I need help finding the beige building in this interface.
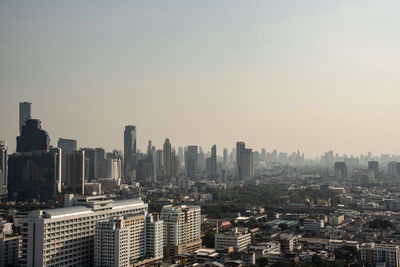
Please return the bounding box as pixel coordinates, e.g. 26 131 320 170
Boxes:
361 243 400 267
215 227 251 252
160 205 201 258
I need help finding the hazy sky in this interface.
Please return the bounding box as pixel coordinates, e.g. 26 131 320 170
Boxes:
1 1 400 157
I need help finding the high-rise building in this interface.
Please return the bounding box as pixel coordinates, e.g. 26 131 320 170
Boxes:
20 195 147 267
19 102 31 134
239 148 254 179
236 142 245 177
0 141 7 196
58 138 77 183
223 148 228 167
186 146 198 179
211 145 217 178
145 213 164 260
94 217 130 267
94 148 105 178
160 205 201 258
81 148 95 180
155 149 163 170
66 150 85 195
8 120 61 202
368 161 379 173
178 147 184 165
124 126 137 178
334 162 348 180
16 119 50 152
163 138 172 177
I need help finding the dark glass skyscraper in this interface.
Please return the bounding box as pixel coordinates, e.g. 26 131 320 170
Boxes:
58 138 77 183
17 119 50 152
0 141 7 196
19 102 31 134
124 125 137 177
8 119 61 201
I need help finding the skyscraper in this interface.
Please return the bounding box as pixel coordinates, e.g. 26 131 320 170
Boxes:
58 138 77 183
223 148 228 167
186 146 198 179
210 145 217 178
239 148 254 178
0 141 7 196
236 142 245 177
19 102 31 134
8 119 61 201
66 150 85 195
16 119 50 152
124 125 137 178
334 162 348 180
163 138 172 177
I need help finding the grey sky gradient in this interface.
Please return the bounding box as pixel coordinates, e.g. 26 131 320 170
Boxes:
1 1 400 157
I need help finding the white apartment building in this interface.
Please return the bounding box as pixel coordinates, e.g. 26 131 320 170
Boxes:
160 205 201 258
215 227 251 252
145 213 164 260
94 218 130 267
20 195 147 267
361 243 400 267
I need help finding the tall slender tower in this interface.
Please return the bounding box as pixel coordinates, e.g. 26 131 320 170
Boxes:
236 142 245 177
19 102 31 134
163 138 172 177
211 145 217 178
0 141 7 195
124 125 137 177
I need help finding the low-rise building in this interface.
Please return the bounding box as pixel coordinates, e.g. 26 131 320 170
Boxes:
215 227 251 252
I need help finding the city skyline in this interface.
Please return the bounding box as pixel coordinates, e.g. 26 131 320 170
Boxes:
2 1 400 157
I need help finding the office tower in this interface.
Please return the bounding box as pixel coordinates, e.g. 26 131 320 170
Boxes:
163 138 172 177
58 138 77 183
160 205 201 258
240 148 254 178
16 119 50 152
20 195 147 267
81 148 95 180
388 162 400 179
236 142 245 177
178 147 184 165
155 149 163 170
94 148 105 178
368 161 379 173
223 148 228 167
19 102 31 134
124 125 137 177
334 162 348 180
66 150 85 195
186 146 198 179
170 149 179 177
137 159 155 182
8 120 61 202
211 145 217 178
0 141 7 195
146 213 164 260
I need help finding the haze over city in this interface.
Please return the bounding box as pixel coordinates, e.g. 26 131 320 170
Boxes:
2 0 400 156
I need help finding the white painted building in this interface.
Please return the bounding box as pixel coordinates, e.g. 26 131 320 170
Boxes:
20 195 147 267
215 227 251 252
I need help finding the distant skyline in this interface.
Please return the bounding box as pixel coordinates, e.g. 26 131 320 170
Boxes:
1 1 400 157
